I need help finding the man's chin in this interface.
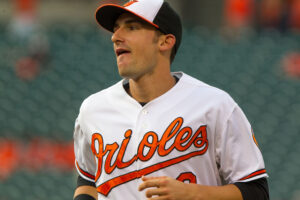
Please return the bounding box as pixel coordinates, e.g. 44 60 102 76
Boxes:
118 70 139 80
118 69 132 79
118 63 132 75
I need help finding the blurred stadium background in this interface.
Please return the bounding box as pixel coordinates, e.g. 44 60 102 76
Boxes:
0 0 300 199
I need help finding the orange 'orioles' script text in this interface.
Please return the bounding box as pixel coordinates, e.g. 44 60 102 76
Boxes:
90 117 208 196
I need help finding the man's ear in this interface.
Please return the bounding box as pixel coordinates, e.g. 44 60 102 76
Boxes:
159 34 176 52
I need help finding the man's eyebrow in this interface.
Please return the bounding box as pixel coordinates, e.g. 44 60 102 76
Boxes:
124 19 145 24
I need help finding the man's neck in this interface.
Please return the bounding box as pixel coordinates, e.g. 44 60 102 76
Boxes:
128 72 176 103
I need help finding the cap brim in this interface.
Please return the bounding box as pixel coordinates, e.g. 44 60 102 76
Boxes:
95 4 159 32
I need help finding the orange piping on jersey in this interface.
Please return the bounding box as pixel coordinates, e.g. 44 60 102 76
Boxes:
95 4 159 31
252 133 258 146
251 128 259 147
239 169 267 181
76 160 95 180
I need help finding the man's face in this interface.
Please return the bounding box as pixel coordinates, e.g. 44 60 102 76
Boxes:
111 13 161 80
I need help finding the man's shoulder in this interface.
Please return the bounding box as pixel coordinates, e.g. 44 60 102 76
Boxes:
79 80 123 112
178 72 236 106
179 72 231 96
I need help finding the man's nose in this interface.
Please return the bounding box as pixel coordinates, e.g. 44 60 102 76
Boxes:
111 28 124 44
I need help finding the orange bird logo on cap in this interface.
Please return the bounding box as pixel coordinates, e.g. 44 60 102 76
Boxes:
124 0 138 7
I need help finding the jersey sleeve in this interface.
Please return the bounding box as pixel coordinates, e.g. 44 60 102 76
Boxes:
215 104 268 184
74 117 96 182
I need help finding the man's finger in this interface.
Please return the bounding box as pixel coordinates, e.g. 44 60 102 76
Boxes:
142 176 164 181
139 179 161 191
146 187 169 198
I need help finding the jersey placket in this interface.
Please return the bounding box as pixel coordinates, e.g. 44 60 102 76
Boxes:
134 106 150 177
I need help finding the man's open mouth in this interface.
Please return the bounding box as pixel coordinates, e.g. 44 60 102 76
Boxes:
116 48 131 56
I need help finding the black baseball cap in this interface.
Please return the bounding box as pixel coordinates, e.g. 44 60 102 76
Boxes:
95 0 182 53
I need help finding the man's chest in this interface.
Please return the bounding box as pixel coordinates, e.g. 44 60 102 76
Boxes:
86 108 216 193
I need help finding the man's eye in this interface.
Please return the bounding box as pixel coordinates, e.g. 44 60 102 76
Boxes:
128 25 138 30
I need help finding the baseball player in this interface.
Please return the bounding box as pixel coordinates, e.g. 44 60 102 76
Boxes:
73 0 269 200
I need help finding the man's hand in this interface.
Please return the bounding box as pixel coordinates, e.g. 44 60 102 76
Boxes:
138 176 199 200
138 176 243 200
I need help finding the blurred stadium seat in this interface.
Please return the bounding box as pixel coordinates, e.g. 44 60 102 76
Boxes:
0 22 300 200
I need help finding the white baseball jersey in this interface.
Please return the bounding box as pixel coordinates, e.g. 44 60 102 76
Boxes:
74 72 267 200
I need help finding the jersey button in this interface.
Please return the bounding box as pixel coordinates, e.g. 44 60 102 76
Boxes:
142 110 148 115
